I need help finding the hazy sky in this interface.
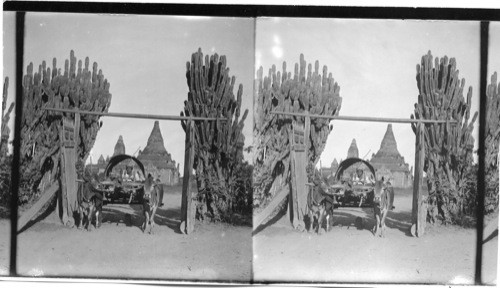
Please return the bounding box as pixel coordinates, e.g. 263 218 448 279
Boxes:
3 14 500 172
3 13 255 171
256 18 500 170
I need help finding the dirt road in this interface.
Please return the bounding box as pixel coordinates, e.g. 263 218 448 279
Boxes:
12 191 251 282
1 188 497 284
0 218 10 275
253 192 497 284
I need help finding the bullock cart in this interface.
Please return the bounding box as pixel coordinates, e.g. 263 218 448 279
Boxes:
326 157 377 208
98 154 146 204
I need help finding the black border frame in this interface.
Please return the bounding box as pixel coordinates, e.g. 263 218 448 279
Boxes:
3 1 499 285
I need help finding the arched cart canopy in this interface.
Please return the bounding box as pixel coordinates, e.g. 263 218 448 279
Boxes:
104 154 145 177
335 157 376 181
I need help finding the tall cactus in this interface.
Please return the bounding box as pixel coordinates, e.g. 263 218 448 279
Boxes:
18 50 112 204
411 51 478 223
253 54 341 216
485 72 500 213
181 48 249 222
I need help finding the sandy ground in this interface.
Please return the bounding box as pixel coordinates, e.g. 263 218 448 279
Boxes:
1 188 498 284
253 191 498 285
10 191 251 282
0 217 10 276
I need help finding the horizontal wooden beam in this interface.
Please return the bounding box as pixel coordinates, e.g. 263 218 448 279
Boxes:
43 107 229 122
270 111 458 124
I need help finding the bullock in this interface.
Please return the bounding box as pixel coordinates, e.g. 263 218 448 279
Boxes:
307 180 334 234
141 175 164 234
77 176 103 231
372 178 395 237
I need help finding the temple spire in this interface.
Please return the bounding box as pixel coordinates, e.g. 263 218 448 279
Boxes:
141 121 168 156
113 135 126 156
375 124 400 157
347 139 359 158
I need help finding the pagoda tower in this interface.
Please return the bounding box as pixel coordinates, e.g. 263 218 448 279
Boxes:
370 124 412 187
137 121 179 185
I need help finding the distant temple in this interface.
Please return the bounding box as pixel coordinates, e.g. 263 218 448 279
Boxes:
320 124 413 188
113 135 126 156
87 121 180 186
320 158 339 181
137 121 180 185
370 124 412 188
347 139 359 158
344 138 371 178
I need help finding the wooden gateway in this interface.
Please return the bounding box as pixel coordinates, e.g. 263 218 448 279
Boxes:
17 107 224 235
254 110 457 237
18 114 81 231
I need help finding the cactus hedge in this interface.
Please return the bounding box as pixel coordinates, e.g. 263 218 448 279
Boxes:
411 51 478 224
181 48 249 222
253 54 342 220
19 50 112 205
485 72 500 214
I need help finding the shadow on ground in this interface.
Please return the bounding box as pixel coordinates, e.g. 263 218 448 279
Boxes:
101 203 182 234
332 206 412 236
253 208 287 236
153 206 182 233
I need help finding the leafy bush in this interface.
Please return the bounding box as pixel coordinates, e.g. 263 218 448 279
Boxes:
0 154 12 207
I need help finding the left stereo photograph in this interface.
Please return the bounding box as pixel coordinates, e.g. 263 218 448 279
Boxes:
2 12 254 281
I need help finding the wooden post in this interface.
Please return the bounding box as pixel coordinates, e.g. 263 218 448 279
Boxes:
59 118 77 227
300 113 310 219
180 120 195 234
411 122 426 237
289 127 298 225
289 121 308 231
74 112 80 156
59 125 69 225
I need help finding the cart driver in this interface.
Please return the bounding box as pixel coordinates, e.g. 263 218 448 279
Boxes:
352 168 374 185
122 163 145 182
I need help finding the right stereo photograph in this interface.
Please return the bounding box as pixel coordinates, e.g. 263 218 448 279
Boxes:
252 18 499 285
